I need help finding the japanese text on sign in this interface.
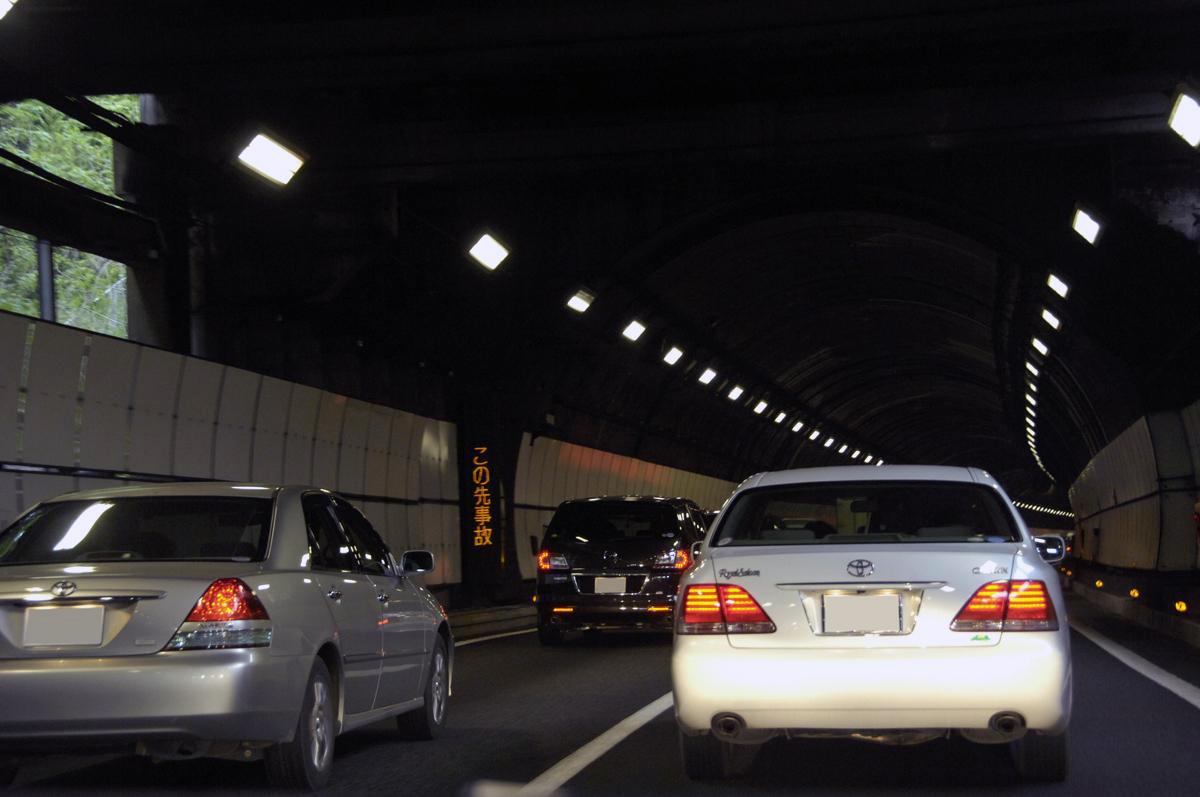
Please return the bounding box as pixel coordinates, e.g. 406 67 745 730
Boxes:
472 447 493 546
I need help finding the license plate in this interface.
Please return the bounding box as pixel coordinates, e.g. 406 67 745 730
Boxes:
593 577 627 594
822 594 901 634
23 605 105 647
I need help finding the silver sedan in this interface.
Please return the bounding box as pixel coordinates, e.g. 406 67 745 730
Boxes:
0 482 453 791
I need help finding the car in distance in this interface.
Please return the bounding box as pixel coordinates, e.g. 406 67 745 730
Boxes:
0 483 452 791
672 466 1071 782
536 496 707 644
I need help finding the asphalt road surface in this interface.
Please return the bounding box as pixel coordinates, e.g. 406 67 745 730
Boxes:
7 596 1200 796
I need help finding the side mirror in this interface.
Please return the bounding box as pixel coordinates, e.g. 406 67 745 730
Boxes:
690 541 704 561
1034 535 1066 565
401 550 435 574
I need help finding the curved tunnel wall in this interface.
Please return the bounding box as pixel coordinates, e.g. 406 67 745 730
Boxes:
0 310 462 585
513 433 738 579
1069 399 1200 571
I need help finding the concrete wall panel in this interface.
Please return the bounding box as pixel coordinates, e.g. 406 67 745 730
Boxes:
22 323 84 466
0 315 30 462
128 347 182 476
251 378 291 484
172 357 223 478
213 367 260 481
79 335 137 472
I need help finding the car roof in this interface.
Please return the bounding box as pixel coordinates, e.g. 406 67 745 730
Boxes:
38 482 292 502
558 495 699 508
741 465 1000 491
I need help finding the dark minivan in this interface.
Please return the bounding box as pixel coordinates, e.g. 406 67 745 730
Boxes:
535 496 707 644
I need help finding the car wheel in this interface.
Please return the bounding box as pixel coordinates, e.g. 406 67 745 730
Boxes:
396 636 449 740
1011 730 1068 782
0 757 18 788
537 622 564 646
679 729 759 780
265 658 336 791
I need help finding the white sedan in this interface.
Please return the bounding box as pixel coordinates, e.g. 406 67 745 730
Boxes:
672 465 1071 782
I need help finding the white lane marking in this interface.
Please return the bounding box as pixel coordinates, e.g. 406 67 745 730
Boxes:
519 692 674 795
1071 620 1200 711
455 628 537 647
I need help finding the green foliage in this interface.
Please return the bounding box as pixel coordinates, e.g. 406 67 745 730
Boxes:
0 95 138 337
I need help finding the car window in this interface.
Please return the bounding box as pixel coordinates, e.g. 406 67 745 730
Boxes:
302 493 359 571
0 497 272 565
713 482 1020 546
546 501 681 545
332 498 392 575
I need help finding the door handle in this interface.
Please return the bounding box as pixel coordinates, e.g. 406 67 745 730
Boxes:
377 593 390 603
326 588 343 601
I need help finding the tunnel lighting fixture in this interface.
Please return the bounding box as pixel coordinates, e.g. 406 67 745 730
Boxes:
1047 274 1070 299
863 455 874 464
851 450 861 459
838 444 849 454
663 346 684 365
698 368 717 385
774 412 787 424
237 133 306 186
1025 361 1040 377
727 386 744 401
0 1 17 22
1026 393 1037 406
1071 208 1101 244
1041 308 1061 331
1032 338 1049 357
753 401 768 415
1028 381 1038 393
1169 92 1200 147
809 429 822 441
876 460 884 467
792 421 804 433
621 320 646 341
566 289 594 313
823 437 835 448
468 233 510 270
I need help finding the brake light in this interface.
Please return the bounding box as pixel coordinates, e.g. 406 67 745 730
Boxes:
951 580 1057 632
538 551 569 571
186 578 269 621
165 578 272 651
653 547 692 571
678 584 775 634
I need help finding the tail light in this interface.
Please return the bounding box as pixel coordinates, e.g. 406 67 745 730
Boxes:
653 547 692 571
951 580 1058 632
677 584 775 634
165 578 272 651
538 550 569 571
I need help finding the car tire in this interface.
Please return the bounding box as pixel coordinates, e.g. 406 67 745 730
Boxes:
679 729 759 780
1011 730 1068 782
396 636 449 740
537 622 564 646
0 757 18 788
265 658 336 791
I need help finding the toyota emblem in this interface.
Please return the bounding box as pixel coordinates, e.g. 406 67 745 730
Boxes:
846 560 874 578
51 580 78 597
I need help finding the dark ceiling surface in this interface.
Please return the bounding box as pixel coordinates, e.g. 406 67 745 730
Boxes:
2 0 1199 510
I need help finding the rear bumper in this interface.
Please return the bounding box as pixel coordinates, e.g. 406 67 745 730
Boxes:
539 596 676 631
673 633 1072 735
0 649 310 747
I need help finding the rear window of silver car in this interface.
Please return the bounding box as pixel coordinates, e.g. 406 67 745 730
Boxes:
713 482 1019 546
0 497 273 564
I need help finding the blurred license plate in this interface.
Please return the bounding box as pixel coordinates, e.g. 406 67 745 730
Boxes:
593 577 627 594
23 605 105 646
822 594 901 634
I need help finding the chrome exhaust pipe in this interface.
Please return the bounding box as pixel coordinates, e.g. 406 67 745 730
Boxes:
988 712 1026 735
711 713 746 741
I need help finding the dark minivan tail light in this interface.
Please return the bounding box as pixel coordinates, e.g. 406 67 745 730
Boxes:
538 551 569 571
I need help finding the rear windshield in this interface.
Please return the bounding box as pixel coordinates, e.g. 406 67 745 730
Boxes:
713 481 1020 546
546 501 683 545
0 497 273 565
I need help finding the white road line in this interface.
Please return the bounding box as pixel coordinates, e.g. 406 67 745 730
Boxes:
518 692 674 795
1071 619 1200 711
455 628 537 647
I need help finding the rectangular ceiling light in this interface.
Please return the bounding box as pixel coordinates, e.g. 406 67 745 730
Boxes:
1047 274 1070 299
1026 405 1036 417
774 412 787 424
1041 308 1061 330
1071 208 1101 244
1026 393 1037 406
567 289 594 313
864 455 874 464
663 346 684 365
851 450 861 459
1169 92 1200 147
1025 361 1040 377
809 429 822 441
876 460 884 466
792 421 804 433
0 1 17 22
753 401 768 415
468 233 510 270
838 444 849 454
237 133 305 185
1028 381 1038 393
728 386 744 401
1032 338 1049 356
698 368 717 385
823 437 835 448
621 320 646 341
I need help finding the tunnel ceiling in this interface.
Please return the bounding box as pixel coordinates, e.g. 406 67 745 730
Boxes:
2 1 1200 510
